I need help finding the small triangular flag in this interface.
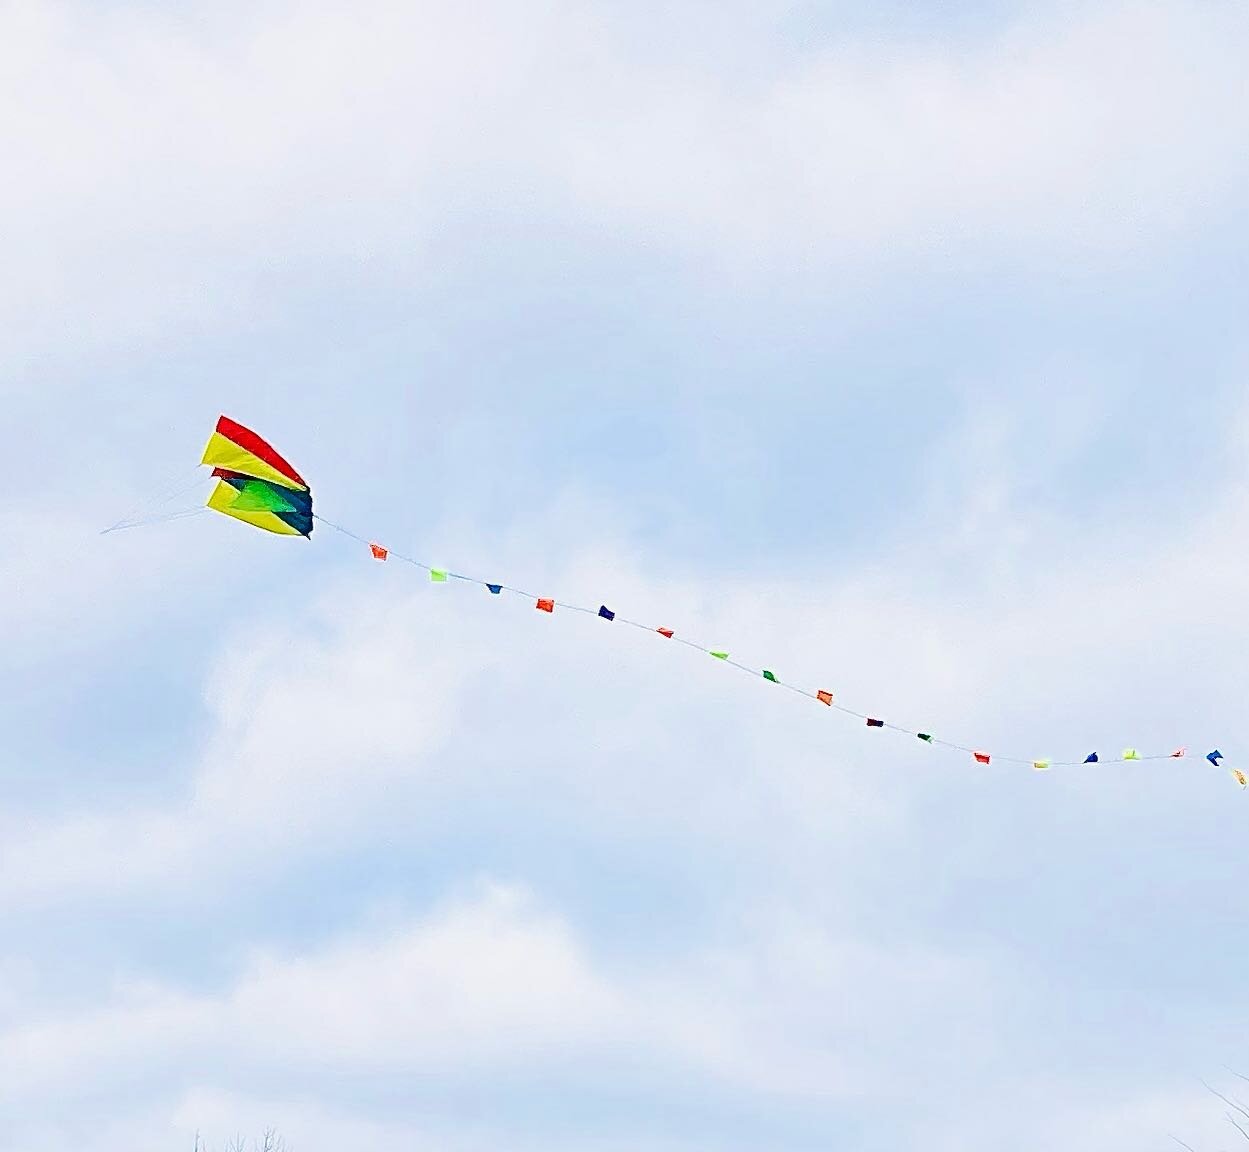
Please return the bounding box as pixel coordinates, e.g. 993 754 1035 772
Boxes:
917 733 933 743
1170 747 1186 758
762 670 777 682
486 583 502 594
1032 759 1051 771
866 717 884 727
973 751 991 765
710 651 729 660
816 690 833 706
1122 748 1140 761
1232 768 1247 788
1207 750 1223 765
657 628 674 638
369 543 387 561
1084 753 1099 763
598 605 615 621
536 598 554 613
430 569 448 582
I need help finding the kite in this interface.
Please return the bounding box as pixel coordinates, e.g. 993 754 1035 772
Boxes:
108 416 1245 790
201 416 312 538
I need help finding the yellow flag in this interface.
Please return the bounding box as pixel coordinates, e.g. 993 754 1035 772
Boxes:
1122 748 1140 761
1032 759 1051 771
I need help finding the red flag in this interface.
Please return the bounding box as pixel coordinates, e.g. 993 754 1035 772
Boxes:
1170 747 1186 758
816 690 833 706
657 627 674 638
536 598 554 613
974 751 991 765
369 543 388 561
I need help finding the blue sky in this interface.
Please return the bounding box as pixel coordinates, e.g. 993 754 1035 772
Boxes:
2 2 1248 1149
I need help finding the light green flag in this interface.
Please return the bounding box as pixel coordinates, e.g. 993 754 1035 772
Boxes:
1032 759 1051 771
430 569 448 582
710 651 729 660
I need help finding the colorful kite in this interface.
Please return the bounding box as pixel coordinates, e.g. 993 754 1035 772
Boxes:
110 416 1246 790
201 416 312 538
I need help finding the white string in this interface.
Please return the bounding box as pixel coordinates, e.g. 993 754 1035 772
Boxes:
101 470 208 534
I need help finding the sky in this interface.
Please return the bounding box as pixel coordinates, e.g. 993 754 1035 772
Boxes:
1 1 1248 1148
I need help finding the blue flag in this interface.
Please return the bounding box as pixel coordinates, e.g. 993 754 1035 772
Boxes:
598 605 615 620
1207 750 1223 766
1084 753 1099 763
486 583 502 595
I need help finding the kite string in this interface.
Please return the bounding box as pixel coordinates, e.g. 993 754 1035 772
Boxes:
103 506 209 533
101 469 208 534
309 514 1237 779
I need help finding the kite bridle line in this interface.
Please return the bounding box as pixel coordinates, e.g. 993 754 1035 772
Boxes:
308 513 1240 781
101 468 210 535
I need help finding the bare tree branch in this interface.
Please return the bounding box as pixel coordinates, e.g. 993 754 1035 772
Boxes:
1205 1081 1249 1125
191 1131 291 1152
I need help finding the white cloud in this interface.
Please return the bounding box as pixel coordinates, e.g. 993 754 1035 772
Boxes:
1 0 1242 368
0 886 610 1103
230 884 620 1066
0 880 1003 1138
556 2 1246 267
4 868 1231 1150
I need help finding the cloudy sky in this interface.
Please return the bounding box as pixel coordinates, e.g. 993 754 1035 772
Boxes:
2 1 1247 1149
